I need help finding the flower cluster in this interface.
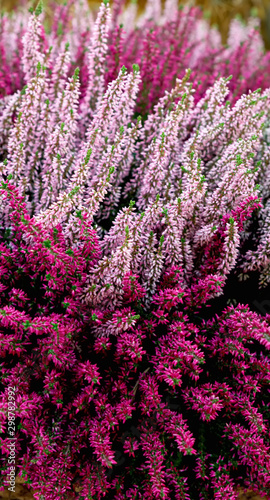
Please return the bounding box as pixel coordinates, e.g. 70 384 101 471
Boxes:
0 0 270 499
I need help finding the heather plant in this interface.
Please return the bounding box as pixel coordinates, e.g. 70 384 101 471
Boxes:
0 1 270 499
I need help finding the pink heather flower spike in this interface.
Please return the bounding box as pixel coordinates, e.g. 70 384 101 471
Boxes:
33 66 131 228
127 69 193 200
217 217 241 277
48 41 71 104
80 0 111 125
21 7 48 82
4 62 47 216
137 84 194 209
189 75 230 130
37 68 80 212
82 223 133 309
0 92 23 155
101 202 137 255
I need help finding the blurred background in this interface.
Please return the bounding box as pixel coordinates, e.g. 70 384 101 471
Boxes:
0 0 270 48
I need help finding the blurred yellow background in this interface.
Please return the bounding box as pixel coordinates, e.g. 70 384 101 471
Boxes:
0 0 270 48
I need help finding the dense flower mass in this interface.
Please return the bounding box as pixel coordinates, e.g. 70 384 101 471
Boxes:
0 0 270 499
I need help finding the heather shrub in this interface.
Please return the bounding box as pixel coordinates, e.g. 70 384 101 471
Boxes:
0 1 270 499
